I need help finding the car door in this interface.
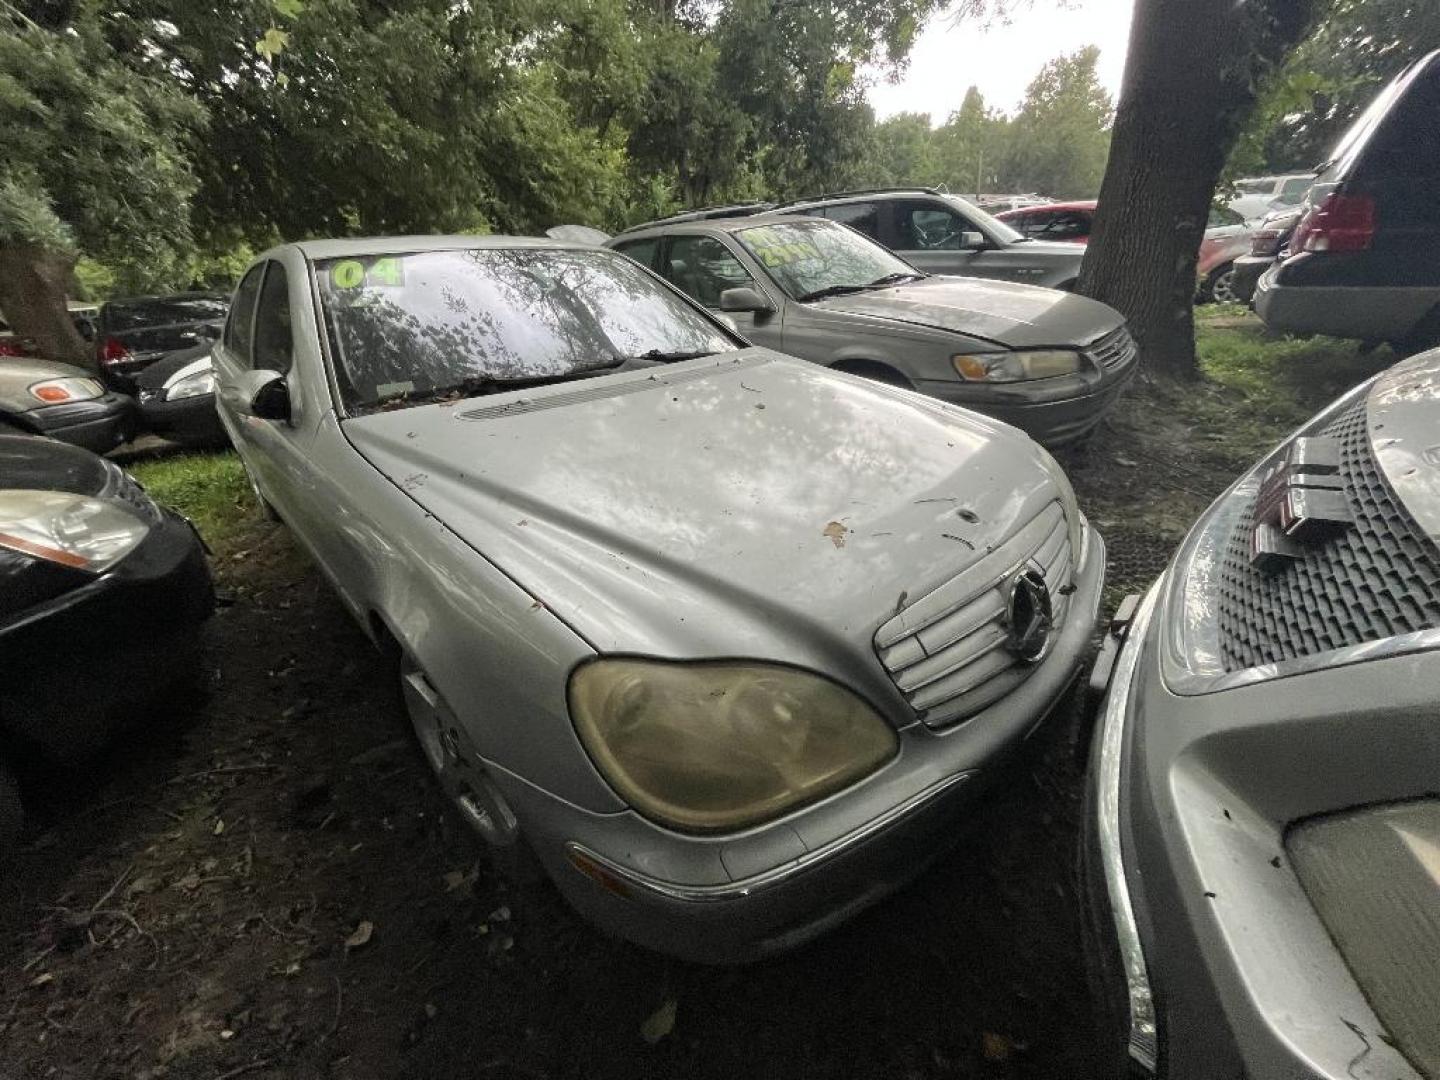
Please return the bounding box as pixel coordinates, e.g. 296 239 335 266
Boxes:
657 233 784 348
886 198 995 278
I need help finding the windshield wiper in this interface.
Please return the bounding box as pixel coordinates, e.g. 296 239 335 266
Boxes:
373 356 628 410
798 283 872 302
865 272 926 288
625 348 718 363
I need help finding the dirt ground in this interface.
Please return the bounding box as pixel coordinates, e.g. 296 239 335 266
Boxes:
0 350 1379 1080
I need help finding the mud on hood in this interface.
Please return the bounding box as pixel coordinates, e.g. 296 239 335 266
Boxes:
812 276 1122 349
343 351 1065 690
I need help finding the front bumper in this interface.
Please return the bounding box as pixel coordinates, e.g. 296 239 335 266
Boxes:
1083 575 1435 1079
916 364 1138 448
494 525 1106 963
0 508 215 761
25 392 139 453
1229 255 1275 306
139 392 229 448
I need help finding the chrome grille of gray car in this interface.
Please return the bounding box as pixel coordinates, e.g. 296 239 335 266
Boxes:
873 501 1073 729
1086 325 1138 371
1215 399 1440 670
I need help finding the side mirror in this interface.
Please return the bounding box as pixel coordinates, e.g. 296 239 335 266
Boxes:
960 230 987 250
237 368 290 422
719 286 774 314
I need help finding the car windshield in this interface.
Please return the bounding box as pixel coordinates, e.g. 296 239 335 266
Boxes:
941 195 1024 243
734 220 920 301
316 248 738 412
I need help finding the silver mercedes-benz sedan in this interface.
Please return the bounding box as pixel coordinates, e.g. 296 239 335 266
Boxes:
214 235 1105 962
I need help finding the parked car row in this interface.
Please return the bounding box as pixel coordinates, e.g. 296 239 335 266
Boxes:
1 293 231 452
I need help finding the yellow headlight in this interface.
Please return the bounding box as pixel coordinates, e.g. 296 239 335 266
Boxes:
569 659 897 832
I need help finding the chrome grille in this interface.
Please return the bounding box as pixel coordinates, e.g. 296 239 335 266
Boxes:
1215 398 1440 670
1086 326 1138 371
874 501 1074 729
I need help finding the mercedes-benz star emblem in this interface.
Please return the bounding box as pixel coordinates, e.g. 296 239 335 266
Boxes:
1005 568 1054 663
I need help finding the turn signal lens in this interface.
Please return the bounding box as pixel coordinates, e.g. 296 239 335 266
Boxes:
569 659 896 832
28 377 104 404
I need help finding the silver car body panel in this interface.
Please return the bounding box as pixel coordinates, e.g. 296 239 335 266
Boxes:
1089 350 1440 1077
0 357 99 415
215 236 1105 960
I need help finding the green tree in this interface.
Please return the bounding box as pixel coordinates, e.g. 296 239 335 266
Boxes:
1002 47 1112 197
931 87 1008 194
0 3 202 366
866 112 942 187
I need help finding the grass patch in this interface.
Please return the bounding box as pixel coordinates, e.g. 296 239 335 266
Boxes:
129 451 257 552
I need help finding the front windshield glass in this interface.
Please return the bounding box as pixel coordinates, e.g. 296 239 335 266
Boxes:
735 220 919 300
942 194 1024 242
315 248 738 412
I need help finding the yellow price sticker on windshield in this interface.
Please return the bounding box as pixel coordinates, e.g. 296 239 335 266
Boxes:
329 256 406 289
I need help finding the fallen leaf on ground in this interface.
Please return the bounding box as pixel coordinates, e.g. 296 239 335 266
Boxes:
30 972 54 988
823 521 849 548
640 998 677 1044
344 921 374 950
982 1032 1017 1062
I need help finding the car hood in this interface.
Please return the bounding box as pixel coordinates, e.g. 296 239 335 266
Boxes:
0 358 98 413
810 276 1121 348
1369 348 1440 543
343 350 1066 705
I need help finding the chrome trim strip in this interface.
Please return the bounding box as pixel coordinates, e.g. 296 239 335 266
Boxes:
1164 626 1440 695
566 771 973 903
1096 581 1161 1071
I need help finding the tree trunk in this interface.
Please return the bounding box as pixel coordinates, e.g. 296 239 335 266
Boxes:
1077 0 1321 379
0 244 93 371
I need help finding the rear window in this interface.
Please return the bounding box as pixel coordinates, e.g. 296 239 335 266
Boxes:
1354 59 1440 181
103 296 228 331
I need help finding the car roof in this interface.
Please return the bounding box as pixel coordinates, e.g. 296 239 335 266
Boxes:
289 234 583 260
999 200 1096 215
613 213 835 241
103 290 228 306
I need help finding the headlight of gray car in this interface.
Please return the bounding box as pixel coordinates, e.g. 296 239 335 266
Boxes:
951 349 1085 382
569 658 897 832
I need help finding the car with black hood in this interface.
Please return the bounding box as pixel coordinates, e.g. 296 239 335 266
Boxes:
0 435 214 850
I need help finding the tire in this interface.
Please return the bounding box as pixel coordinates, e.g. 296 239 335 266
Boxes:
0 760 25 857
1198 263 1238 305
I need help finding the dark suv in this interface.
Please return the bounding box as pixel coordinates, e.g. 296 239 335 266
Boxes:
770 188 1087 290
1255 49 1440 353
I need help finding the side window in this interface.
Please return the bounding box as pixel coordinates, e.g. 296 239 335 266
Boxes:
897 202 968 250
1014 210 1054 237
224 264 265 362
823 202 881 239
660 235 756 308
1279 176 1312 201
252 262 294 374
613 238 660 270
1042 212 1093 241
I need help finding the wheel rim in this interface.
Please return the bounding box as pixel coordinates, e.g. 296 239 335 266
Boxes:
399 662 518 846
1211 268 1238 304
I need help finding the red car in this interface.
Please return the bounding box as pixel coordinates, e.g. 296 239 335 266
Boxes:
996 200 1096 244
998 201 1254 303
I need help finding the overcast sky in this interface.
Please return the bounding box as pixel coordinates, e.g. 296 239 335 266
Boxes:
866 0 1135 123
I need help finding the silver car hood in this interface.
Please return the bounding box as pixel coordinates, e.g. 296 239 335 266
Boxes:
1369 347 1440 542
811 276 1121 348
343 350 1062 674
0 357 99 414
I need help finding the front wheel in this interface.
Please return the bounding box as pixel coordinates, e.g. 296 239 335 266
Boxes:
1198 263 1238 305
